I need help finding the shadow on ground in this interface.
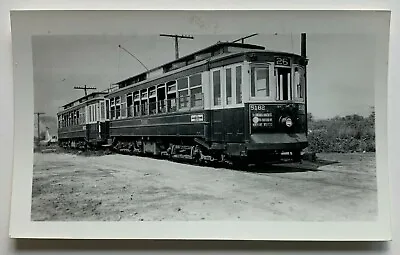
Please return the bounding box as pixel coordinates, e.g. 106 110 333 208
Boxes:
240 158 341 174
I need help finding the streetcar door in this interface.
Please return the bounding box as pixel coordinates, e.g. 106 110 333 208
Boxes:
275 57 292 101
221 65 242 142
210 67 224 141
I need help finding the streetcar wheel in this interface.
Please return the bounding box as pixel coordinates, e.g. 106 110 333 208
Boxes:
231 157 249 170
292 150 302 162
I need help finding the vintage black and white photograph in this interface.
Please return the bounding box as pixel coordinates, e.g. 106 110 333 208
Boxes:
30 31 379 222
9 10 391 240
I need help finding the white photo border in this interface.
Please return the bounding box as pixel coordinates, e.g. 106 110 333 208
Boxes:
9 9 391 240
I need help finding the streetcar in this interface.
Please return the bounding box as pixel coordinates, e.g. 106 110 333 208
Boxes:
57 34 309 165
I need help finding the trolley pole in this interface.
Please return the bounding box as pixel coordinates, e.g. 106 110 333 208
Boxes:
160 34 194 59
118 45 149 71
231 33 258 44
34 112 45 145
73 85 97 96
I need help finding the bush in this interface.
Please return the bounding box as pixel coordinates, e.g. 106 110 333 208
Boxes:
307 111 375 153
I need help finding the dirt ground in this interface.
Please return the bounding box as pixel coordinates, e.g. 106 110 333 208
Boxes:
31 151 377 221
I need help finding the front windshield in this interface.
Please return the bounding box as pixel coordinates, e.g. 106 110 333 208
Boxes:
250 64 305 102
251 67 270 98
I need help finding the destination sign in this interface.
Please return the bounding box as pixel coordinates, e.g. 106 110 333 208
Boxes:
275 56 291 67
249 104 274 129
191 114 204 122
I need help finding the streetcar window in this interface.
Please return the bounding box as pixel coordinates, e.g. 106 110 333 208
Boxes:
106 99 110 120
95 104 98 122
91 106 94 122
189 74 202 88
141 100 148 115
167 92 177 112
100 101 105 120
236 66 242 104
177 77 188 90
127 93 133 117
213 70 221 106
189 73 203 108
96 104 98 121
91 105 94 122
115 96 121 119
225 68 232 105
157 86 166 113
141 90 147 99
191 87 203 108
148 87 157 115
149 97 157 115
133 101 140 116
276 67 292 100
178 77 189 110
167 81 176 93
80 107 85 124
88 106 92 123
178 90 189 109
294 67 305 102
251 67 269 97
110 104 115 120
110 98 115 120
149 87 156 98
115 103 121 118
133 91 140 101
121 95 127 118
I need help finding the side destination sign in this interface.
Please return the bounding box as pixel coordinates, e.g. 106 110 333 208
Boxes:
191 114 204 122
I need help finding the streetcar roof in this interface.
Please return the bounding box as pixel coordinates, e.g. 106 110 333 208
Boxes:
60 91 108 111
112 42 265 87
112 41 304 91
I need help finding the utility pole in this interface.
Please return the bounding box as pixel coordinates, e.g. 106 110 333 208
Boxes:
118 45 149 71
73 85 97 96
34 112 45 144
160 34 194 59
231 33 258 44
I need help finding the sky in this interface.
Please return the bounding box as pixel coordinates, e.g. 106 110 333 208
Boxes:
32 33 376 120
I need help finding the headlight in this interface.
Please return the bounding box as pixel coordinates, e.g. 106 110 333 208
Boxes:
285 117 293 127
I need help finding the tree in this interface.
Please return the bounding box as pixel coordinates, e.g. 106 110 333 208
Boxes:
307 112 314 122
369 106 375 120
